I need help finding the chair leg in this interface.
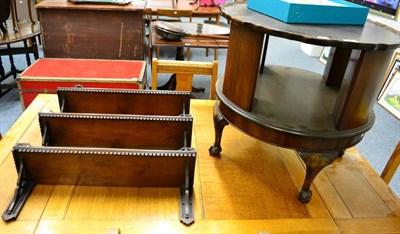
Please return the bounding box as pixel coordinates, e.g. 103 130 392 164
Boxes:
151 58 158 90
187 48 191 61
148 45 153 64
214 49 218 60
23 39 32 66
37 34 42 46
10 0 19 32
27 0 34 23
210 60 218 99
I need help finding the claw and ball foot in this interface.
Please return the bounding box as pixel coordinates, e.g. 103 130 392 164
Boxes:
297 150 344 203
209 145 222 156
209 103 228 156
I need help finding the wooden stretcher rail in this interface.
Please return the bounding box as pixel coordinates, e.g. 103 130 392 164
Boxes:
39 112 193 150
3 144 196 224
57 88 191 115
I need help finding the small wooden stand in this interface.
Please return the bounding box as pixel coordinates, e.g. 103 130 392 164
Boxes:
3 89 197 225
210 3 400 203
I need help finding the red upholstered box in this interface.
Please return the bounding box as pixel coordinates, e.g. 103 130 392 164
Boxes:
18 58 146 108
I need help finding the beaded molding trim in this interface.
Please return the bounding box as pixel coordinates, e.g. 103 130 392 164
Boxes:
38 112 193 122
13 144 197 158
57 88 191 96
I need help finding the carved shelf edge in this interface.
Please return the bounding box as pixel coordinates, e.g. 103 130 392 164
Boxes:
57 88 191 116
38 112 193 121
57 87 191 96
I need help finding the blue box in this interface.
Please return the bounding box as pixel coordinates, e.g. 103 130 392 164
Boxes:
247 0 369 25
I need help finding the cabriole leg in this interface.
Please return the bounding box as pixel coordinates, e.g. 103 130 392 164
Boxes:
297 150 344 203
209 103 228 156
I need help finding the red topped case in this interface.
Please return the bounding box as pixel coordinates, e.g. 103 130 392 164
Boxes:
18 58 146 108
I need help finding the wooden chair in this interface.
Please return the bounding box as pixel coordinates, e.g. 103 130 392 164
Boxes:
381 141 400 184
148 9 192 62
151 58 218 99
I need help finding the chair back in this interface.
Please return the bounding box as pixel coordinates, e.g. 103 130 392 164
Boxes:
151 58 218 99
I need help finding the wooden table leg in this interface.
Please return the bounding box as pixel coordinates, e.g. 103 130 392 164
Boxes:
209 103 229 156
176 47 185 61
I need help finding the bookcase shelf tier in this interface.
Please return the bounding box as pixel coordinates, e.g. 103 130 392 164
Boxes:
209 2 400 203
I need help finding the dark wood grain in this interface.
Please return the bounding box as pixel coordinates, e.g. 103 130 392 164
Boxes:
39 113 193 150
322 48 352 88
58 88 191 115
221 21 263 110
332 49 394 130
37 2 145 60
13 145 196 187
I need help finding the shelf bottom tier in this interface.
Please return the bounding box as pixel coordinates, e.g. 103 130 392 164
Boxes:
216 65 374 152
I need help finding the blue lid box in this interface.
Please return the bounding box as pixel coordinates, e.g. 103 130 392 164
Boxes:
247 0 369 25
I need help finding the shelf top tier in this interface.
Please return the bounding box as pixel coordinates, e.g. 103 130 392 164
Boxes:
220 3 400 50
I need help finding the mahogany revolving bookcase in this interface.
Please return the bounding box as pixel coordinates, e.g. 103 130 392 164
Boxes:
209 2 400 203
